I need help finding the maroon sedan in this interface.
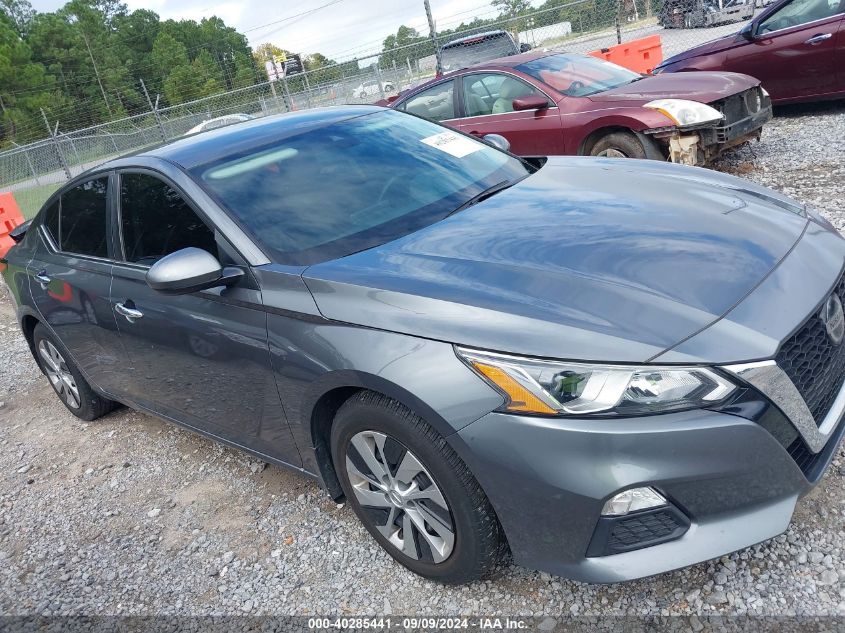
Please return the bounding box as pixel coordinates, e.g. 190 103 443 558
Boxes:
655 0 844 104
391 52 771 165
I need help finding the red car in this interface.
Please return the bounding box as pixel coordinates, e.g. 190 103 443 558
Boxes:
390 52 771 165
655 0 845 104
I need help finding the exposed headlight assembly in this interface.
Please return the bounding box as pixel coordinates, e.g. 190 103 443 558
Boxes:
643 98 724 128
457 347 736 416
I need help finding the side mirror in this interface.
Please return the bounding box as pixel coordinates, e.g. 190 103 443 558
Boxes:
519 43 532 53
740 22 756 41
9 219 31 243
512 95 550 111
146 247 244 295
482 134 511 152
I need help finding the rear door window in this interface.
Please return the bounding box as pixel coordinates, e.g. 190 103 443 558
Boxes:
58 177 109 258
400 80 456 121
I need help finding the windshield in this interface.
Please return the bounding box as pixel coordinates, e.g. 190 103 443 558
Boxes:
516 54 641 97
194 109 530 265
440 33 519 72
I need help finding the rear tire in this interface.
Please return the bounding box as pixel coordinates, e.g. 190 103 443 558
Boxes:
590 131 647 159
331 391 505 584
32 323 116 421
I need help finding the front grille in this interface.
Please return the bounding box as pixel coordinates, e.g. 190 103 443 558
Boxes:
787 437 816 474
710 87 768 143
786 409 845 482
775 272 845 426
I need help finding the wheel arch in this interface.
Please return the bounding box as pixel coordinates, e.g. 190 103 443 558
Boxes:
19 308 41 363
304 370 470 501
578 124 666 161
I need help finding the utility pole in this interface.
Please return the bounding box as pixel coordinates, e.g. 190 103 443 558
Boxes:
423 0 442 76
615 0 623 44
81 30 113 116
140 79 166 142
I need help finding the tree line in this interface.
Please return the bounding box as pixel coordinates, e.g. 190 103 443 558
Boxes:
0 0 260 147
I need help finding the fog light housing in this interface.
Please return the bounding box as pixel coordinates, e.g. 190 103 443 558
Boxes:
601 487 666 516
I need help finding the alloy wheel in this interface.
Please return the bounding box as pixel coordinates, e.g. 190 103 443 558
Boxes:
597 148 627 158
38 339 81 410
345 430 455 563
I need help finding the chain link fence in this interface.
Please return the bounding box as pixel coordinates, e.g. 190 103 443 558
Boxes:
0 0 766 219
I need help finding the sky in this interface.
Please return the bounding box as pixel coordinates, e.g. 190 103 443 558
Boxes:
26 0 540 62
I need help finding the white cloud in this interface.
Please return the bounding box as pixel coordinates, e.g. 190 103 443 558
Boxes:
28 0 543 62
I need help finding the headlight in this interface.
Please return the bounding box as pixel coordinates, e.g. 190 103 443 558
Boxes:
457 347 736 416
643 98 724 128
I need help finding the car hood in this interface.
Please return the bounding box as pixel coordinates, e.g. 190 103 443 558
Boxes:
659 32 744 68
587 71 758 103
303 157 808 363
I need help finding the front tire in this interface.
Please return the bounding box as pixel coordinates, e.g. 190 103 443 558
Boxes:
32 323 115 421
590 131 647 159
331 391 505 584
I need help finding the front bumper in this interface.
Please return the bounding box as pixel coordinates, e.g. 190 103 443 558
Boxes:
647 92 772 165
456 399 844 583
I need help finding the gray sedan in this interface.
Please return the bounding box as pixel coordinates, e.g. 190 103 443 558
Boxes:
2 106 844 584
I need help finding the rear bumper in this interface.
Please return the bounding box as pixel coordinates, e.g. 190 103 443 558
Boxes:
455 404 840 583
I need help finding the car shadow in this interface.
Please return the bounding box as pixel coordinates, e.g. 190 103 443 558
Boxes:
773 99 845 118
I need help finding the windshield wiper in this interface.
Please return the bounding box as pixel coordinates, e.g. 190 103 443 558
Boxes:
446 180 515 218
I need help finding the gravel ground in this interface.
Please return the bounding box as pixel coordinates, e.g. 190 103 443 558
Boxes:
2 103 845 622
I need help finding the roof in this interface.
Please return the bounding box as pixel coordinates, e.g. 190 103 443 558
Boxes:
394 51 564 102
132 105 383 169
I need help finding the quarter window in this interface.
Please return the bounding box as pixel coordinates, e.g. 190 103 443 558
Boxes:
400 81 455 121
58 178 109 257
119 173 218 265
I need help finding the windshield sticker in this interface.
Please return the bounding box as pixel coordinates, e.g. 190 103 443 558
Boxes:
421 132 482 158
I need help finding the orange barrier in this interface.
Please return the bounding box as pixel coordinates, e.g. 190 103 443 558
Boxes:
588 34 663 75
0 192 25 259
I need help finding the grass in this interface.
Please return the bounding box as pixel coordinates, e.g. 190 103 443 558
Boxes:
9 182 62 219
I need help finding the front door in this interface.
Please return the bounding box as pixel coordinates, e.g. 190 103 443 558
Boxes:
734 0 844 100
455 73 563 156
108 170 300 465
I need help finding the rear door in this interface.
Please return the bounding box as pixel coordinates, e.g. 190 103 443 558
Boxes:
27 174 125 396
108 169 300 464
733 0 844 100
455 72 564 156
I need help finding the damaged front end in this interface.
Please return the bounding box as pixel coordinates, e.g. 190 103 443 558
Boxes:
643 86 773 166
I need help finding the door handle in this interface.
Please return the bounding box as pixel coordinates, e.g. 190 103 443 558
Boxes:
34 271 51 289
468 130 483 136
805 33 832 44
115 301 144 323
